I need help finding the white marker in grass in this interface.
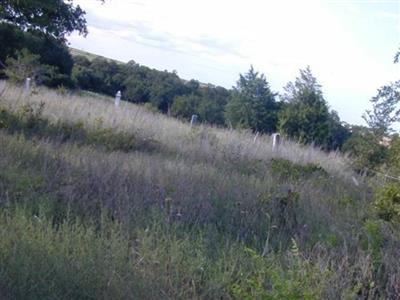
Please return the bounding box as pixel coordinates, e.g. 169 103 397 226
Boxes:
115 90 121 107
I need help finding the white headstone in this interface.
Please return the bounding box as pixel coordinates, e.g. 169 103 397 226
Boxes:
352 176 359 186
190 114 198 127
115 90 121 107
272 133 281 150
25 77 31 94
253 131 259 143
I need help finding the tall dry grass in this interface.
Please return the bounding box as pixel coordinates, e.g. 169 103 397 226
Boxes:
0 80 399 299
0 81 353 180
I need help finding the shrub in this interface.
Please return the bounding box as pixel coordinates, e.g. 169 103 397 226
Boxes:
342 130 387 173
5 48 57 85
373 183 400 223
0 208 146 299
0 104 158 153
386 135 400 175
270 158 327 181
361 219 384 262
231 242 328 299
171 93 201 120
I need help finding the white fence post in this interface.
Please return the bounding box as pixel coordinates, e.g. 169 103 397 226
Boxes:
351 176 359 186
190 114 198 128
272 133 281 150
24 77 31 94
115 90 121 107
253 131 259 143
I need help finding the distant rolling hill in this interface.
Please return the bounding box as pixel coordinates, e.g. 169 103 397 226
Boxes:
69 47 124 64
69 47 212 88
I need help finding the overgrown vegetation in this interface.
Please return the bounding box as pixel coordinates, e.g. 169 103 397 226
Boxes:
1 1 400 298
0 23 74 87
0 83 399 299
1 4 351 150
71 58 349 150
0 102 157 152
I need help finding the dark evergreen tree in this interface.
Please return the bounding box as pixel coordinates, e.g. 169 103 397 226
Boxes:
225 66 278 133
278 67 332 147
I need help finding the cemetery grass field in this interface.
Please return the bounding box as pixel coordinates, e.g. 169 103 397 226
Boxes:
0 82 399 299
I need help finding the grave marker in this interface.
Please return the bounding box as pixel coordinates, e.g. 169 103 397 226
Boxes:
272 133 281 150
25 77 31 94
115 90 121 107
190 114 198 127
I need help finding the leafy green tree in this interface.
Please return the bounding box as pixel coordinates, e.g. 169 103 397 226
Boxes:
71 59 95 90
121 62 151 103
225 66 278 133
326 111 351 150
197 98 223 125
0 0 91 40
71 55 92 88
364 49 400 137
0 0 102 86
0 23 74 85
199 86 230 125
342 126 387 172
363 81 400 137
184 79 200 94
5 48 56 84
171 84 229 124
72 56 126 94
28 33 74 76
89 58 121 94
278 67 332 147
149 70 187 112
386 135 400 175
171 94 201 120
71 52 230 124
0 23 24 70
346 50 400 172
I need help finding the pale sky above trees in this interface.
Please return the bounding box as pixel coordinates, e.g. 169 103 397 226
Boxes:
68 0 400 125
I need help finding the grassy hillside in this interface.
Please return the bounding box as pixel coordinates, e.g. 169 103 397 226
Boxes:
0 81 399 299
69 48 124 64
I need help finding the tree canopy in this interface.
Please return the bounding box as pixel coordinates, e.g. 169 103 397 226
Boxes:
72 56 231 122
0 23 74 86
0 0 355 151
0 0 91 40
363 81 400 137
278 67 347 149
364 51 400 137
225 66 278 133
0 0 96 84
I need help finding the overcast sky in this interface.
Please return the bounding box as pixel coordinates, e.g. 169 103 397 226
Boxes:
68 0 400 125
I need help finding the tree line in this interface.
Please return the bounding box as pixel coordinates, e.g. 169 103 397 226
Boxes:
1 30 350 150
1 0 399 163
